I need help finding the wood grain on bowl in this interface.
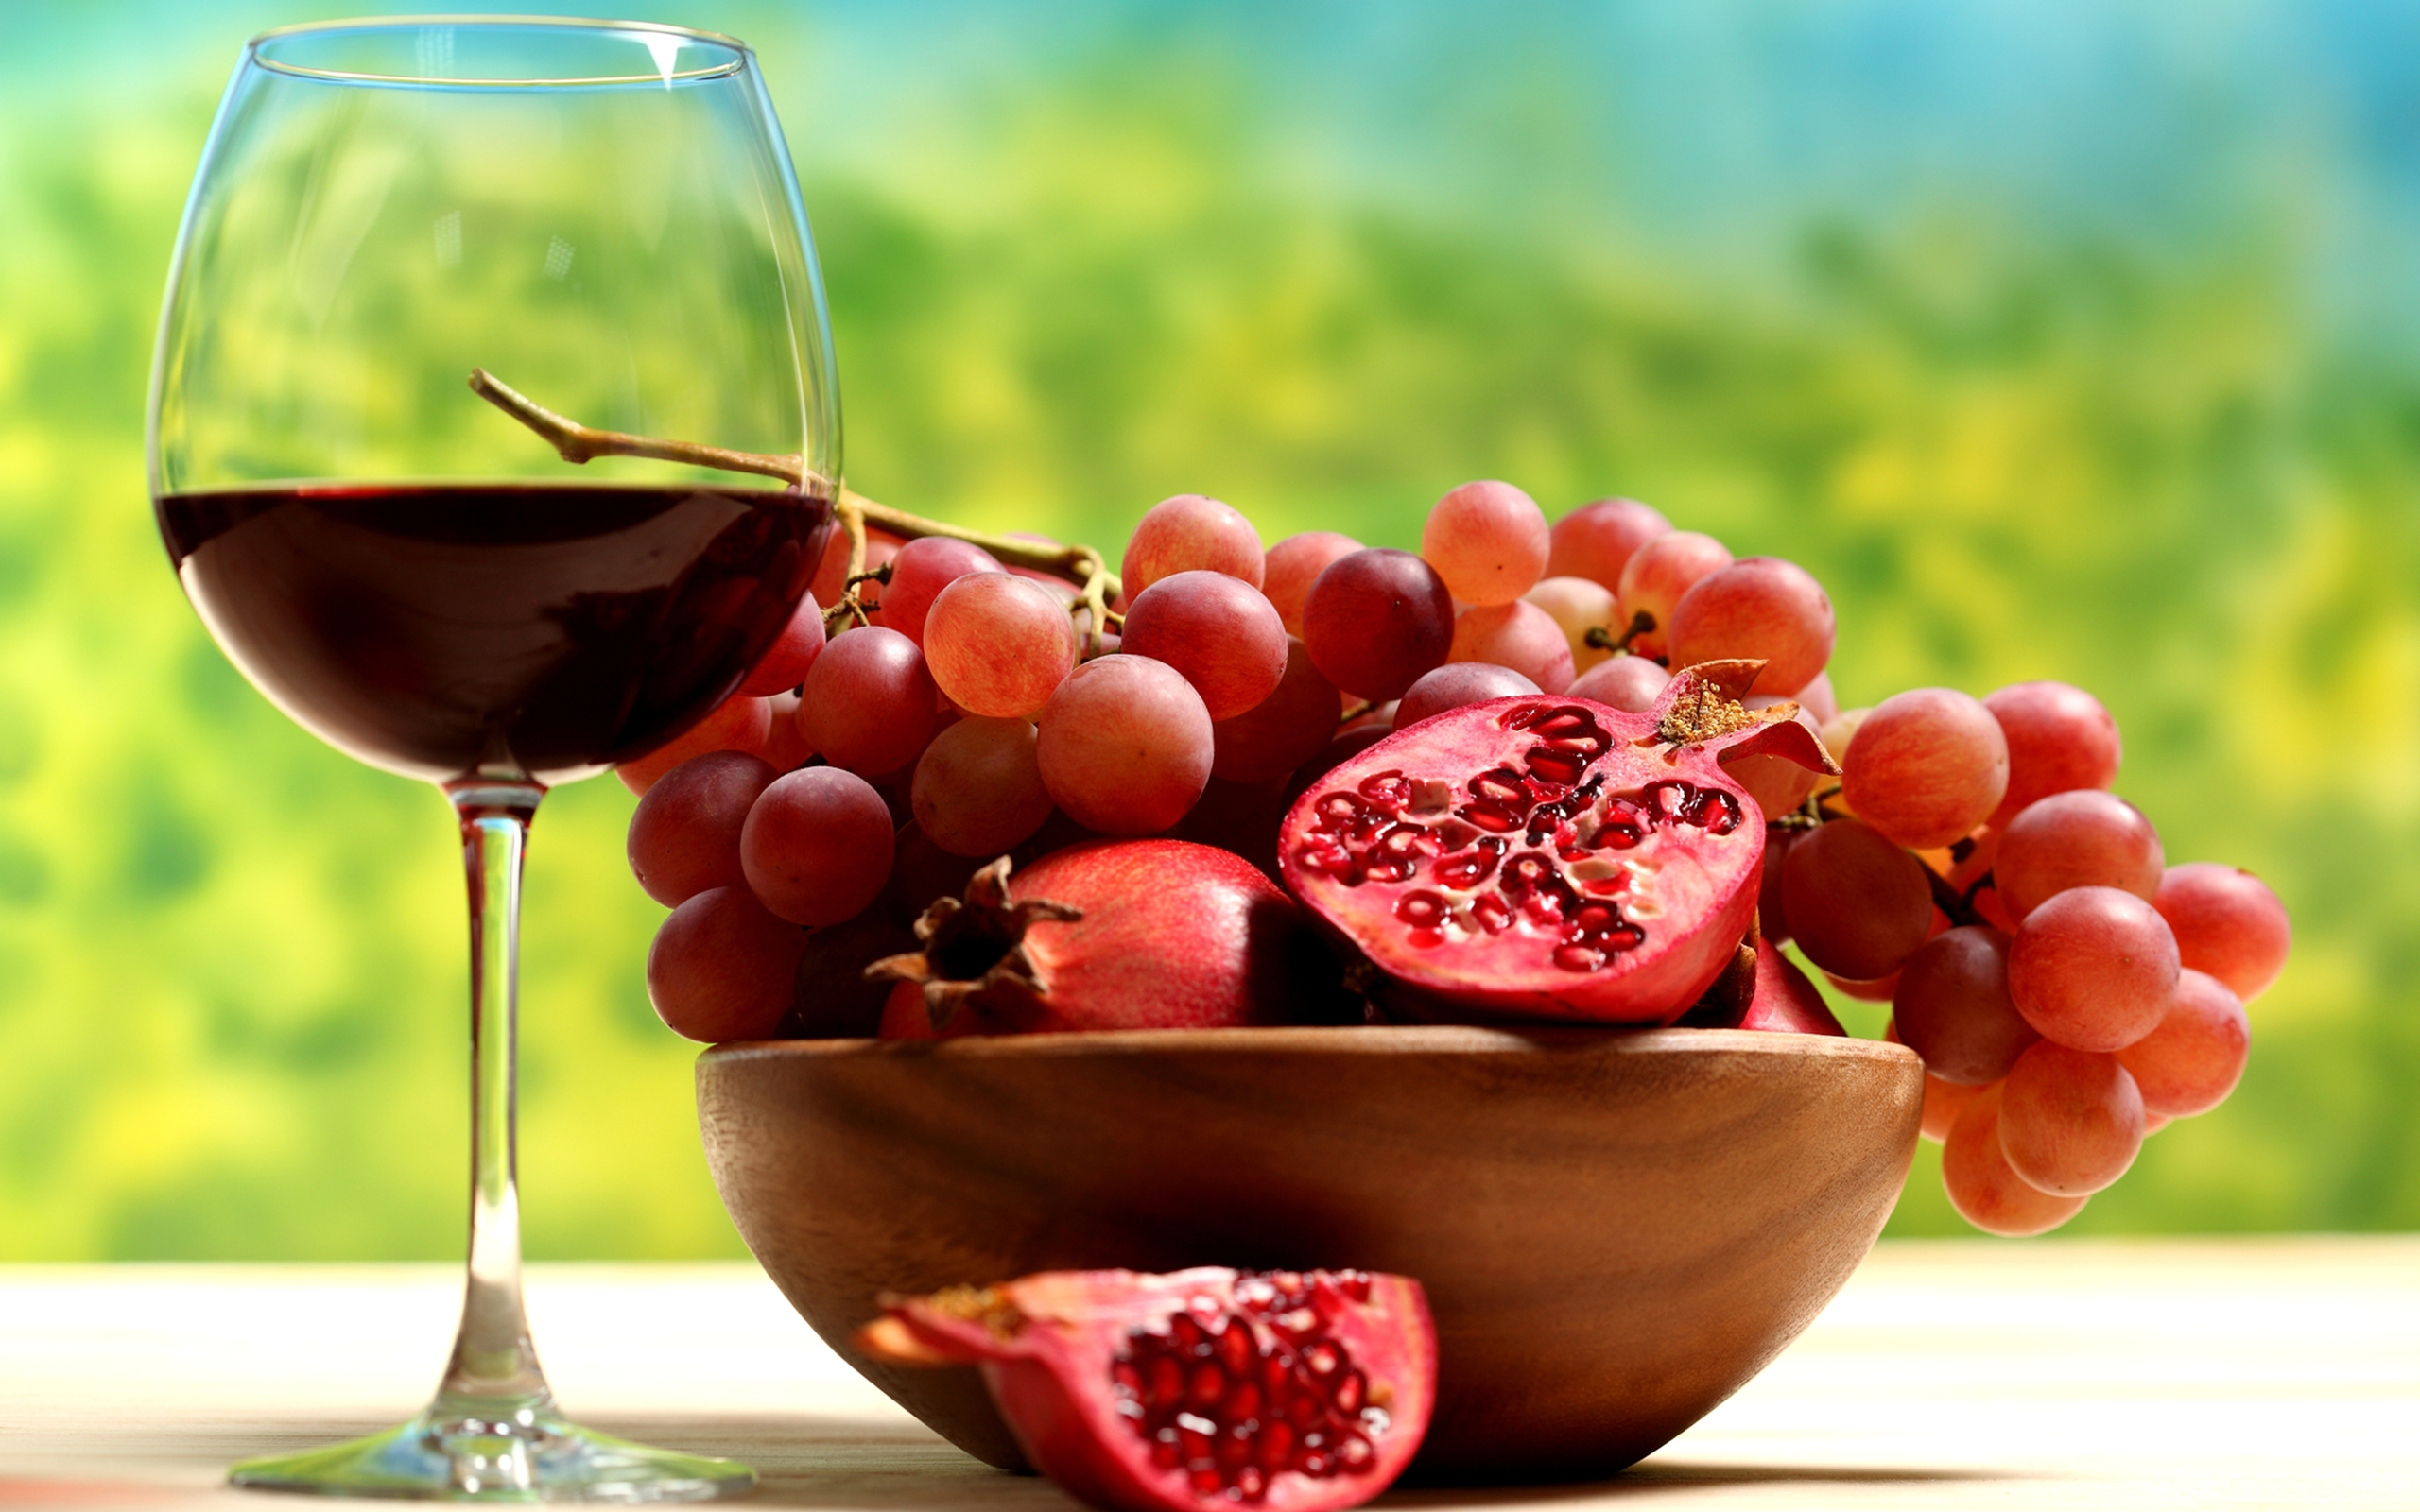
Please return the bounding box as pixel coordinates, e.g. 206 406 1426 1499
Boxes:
697 1025 1921 1481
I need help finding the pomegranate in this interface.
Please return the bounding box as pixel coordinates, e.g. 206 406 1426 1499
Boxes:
1676 936 1845 1035
856 1267 1435 1512
1277 662 1835 1024
871 840 1335 1033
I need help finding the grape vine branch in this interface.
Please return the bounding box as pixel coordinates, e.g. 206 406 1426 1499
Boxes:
467 369 1125 650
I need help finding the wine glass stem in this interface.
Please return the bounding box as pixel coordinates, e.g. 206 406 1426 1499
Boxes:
439 780 552 1418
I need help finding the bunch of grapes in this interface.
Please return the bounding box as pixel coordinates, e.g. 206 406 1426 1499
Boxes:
1772 682 2289 1235
618 475 2287 1240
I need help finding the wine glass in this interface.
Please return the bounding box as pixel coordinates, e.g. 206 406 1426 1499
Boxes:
146 17 838 1500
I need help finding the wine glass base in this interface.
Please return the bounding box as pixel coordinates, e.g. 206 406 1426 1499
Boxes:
229 1403 754 1503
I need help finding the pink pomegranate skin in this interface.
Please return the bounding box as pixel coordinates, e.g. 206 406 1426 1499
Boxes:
1277 669 1832 1025
859 1267 1435 1512
1739 939 1847 1035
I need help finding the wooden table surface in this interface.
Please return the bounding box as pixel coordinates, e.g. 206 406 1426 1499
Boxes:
2 1237 2412 1509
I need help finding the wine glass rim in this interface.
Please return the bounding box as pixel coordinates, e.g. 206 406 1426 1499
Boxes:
247 14 752 87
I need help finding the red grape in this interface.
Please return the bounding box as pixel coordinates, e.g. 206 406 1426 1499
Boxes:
1665 556 1834 698
1394 662 1541 730
739 765 898 927
1445 599 1574 692
2115 968 2250 1116
755 691 813 772
1119 568 1289 720
1795 669 1840 726
910 716 1055 857
923 571 1078 718
627 750 779 907
2152 862 2290 1003
1996 1040 2144 1196
1262 531 1365 637
1921 1072 1986 1143
1983 679 2122 826
1615 530 1731 662
880 535 1005 647
1941 1082 2088 1235
1421 478 1550 605
1892 925 2039 1085
1525 575 1621 674
1567 654 1670 712
808 524 902 616
1995 789 2164 919
1035 655 1214 833
1300 548 1455 700
798 626 941 775
1729 696 1825 820
646 885 805 1043
615 693 773 796
1123 493 1264 596
1757 828 1796 944
1545 496 1670 591
1840 687 2009 849
2005 885 2180 1052
1781 818 1935 981
1210 636 1343 782
735 592 828 696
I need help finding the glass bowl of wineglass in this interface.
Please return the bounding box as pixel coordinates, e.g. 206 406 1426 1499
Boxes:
146 16 838 1500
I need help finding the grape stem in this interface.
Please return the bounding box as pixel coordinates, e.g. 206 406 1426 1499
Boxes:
1582 610 1660 660
467 369 1125 653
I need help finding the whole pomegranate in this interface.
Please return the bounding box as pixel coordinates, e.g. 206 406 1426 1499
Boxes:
871 839 1336 1034
1276 662 1834 1024
856 1266 1435 1512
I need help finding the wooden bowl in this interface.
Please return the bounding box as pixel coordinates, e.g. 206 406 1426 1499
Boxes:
697 1025 1920 1481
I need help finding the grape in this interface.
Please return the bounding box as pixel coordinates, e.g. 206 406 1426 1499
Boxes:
922 572 1078 718
735 591 829 696
1394 662 1541 730
2152 862 2291 1002
790 911 920 1039
1524 575 1620 673
1817 705 1869 778
627 750 779 907
1211 636 1344 783
1262 532 1364 637
1118 568 1289 720
1446 599 1574 692
1996 1040 2145 1196
1034 655 1214 833
1666 557 1835 697
808 524 903 616
2116 968 2250 1116
1567 654 1670 712
798 626 941 775
880 535 1006 647
646 885 806 1043
1994 789 2164 919
1920 1072 1986 1143
1122 493 1265 596
1941 1083 2088 1236
1545 496 1670 592
1892 926 2040 1085
1300 548 1456 700
1757 829 1796 944
1983 679 2121 826
616 693 774 796
1729 696 1824 821
1421 478 1550 606
739 765 898 926
756 691 814 772
910 716 1055 857
2005 885 2180 1052
1840 688 2009 849
1825 968 1903 1002
1615 530 1731 661
1795 669 1840 726
1780 817 1935 981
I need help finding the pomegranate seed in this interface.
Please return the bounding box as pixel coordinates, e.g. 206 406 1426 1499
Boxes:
1394 891 1448 927
1338 1433 1374 1469
1357 770 1411 810
1470 894 1514 933
1257 1419 1295 1469
1234 1465 1266 1500
1188 1363 1226 1408
1525 747 1585 786
1304 1341 1340 1378
1554 943 1608 972
1645 780 1692 823
1434 850 1498 888
1149 1354 1184 1409
1331 1368 1365 1414
1225 1379 1263 1422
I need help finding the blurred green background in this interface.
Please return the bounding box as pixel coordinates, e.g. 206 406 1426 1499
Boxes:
2 0 2412 1260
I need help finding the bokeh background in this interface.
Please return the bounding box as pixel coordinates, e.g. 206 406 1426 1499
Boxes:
3 0 2412 1260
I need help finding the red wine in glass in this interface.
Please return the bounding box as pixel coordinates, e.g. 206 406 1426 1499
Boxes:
146 17 839 1500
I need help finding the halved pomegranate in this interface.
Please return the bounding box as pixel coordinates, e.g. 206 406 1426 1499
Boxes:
1277 662 1835 1024
857 1267 1434 1512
